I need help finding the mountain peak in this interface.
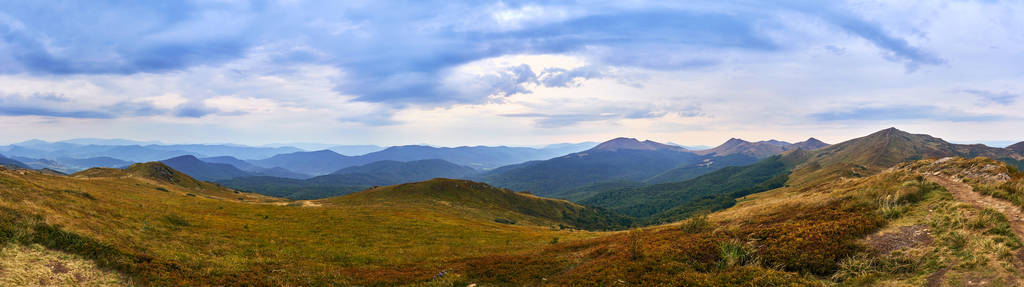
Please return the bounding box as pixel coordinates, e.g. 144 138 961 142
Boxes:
793 137 829 151
1007 141 1024 153
588 138 686 152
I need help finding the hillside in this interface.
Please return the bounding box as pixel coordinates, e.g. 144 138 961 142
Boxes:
582 150 810 224
330 178 629 230
478 143 702 197
0 164 610 285
789 127 1022 186
444 157 1024 285
201 156 310 179
160 155 251 181
1008 141 1024 153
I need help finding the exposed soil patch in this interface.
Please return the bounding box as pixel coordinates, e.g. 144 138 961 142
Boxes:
47 260 70 274
864 224 932 254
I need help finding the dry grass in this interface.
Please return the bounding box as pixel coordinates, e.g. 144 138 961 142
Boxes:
0 243 128 286
0 168 601 285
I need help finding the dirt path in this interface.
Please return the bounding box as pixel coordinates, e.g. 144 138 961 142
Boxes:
925 175 1024 287
927 175 1024 238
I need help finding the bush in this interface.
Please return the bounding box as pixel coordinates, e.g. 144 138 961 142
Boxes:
678 213 710 234
717 239 752 269
493 218 516 225
164 214 191 227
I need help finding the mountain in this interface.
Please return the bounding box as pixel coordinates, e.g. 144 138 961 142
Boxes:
695 138 791 158
200 156 309 179
587 137 688 152
160 155 251 181
791 137 829 150
330 159 478 182
0 140 303 162
478 138 702 197
789 127 1022 185
354 145 578 170
58 138 163 146
1008 141 1024 153
11 156 69 172
0 154 30 169
220 159 480 199
56 156 132 169
249 150 355 175
328 145 386 156
250 144 597 176
581 150 810 223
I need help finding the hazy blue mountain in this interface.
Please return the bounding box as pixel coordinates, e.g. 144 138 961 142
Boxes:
57 156 132 170
331 159 478 182
328 145 386 156
0 154 33 169
58 138 163 146
249 150 358 175
201 156 310 179
11 157 72 173
161 155 251 181
220 159 477 199
0 140 302 162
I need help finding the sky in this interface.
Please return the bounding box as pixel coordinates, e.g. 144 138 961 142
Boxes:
0 0 1022 147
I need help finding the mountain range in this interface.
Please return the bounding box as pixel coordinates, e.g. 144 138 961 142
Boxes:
4 127 1024 285
477 136 830 198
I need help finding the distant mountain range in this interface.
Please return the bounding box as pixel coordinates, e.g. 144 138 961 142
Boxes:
478 136 831 198
0 153 30 169
0 139 598 175
218 159 479 199
248 143 599 176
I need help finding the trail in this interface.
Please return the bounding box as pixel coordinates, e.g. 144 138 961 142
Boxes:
927 175 1024 239
925 175 1024 287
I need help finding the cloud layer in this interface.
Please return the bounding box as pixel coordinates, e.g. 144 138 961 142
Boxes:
0 1 1021 146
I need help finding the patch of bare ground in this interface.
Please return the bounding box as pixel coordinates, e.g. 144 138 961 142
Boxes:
865 224 933 255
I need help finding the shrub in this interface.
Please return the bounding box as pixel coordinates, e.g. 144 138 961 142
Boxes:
627 229 645 261
717 239 752 269
831 254 876 282
164 214 191 227
678 213 710 234
493 218 516 225
156 187 169 192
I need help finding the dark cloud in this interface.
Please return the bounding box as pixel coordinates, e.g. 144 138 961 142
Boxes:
0 1 946 106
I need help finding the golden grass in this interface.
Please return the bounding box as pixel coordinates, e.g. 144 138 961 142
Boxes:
0 243 128 286
0 168 601 285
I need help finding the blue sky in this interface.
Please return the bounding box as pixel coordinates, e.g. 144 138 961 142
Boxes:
0 0 1021 146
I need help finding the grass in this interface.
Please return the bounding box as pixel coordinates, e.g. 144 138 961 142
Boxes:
0 243 128 286
2 157 1023 285
0 167 603 285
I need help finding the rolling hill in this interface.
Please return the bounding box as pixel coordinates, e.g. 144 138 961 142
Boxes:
200 156 310 179
0 163 616 285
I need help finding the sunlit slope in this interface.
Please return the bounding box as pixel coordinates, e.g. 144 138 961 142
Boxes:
329 178 630 230
0 164 604 285
433 157 1024 286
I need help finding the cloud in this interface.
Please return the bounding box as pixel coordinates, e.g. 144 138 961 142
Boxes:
810 105 1003 122
173 100 242 118
503 103 703 128
960 89 1019 105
